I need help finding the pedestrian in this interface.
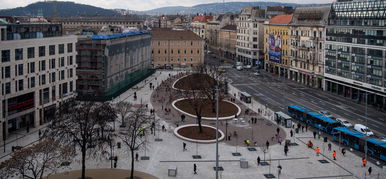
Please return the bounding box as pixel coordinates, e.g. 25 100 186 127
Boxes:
181 114 185 122
368 166 372 175
38 129 41 138
328 143 332 151
362 157 367 167
316 147 320 156
318 131 321 139
266 140 270 149
257 156 261 166
313 131 316 139
301 125 304 132
228 135 231 141
278 136 282 145
162 125 165 132
135 153 139 161
183 142 187 151
333 150 337 160
341 148 346 156
290 130 293 138
193 163 197 174
276 127 280 134
277 165 282 175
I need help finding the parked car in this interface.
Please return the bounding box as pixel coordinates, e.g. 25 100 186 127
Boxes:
336 118 353 127
354 124 374 136
236 66 243 70
319 110 333 118
245 65 252 69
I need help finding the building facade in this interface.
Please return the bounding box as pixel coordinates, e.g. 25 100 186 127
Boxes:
264 14 293 78
236 7 266 67
190 16 213 39
51 16 144 35
0 24 77 140
324 0 386 110
218 25 237 59
289 6 330 89
76 30 153 101
151 28 205 68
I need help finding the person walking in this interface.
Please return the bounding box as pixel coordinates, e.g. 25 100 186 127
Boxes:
284 145 289 156
313 131 316 139
333 150 337 160
183 142 187 151
316 147 320 156
277 165 282 175
266 140 270 150
290 130 293 138
341 148 346 156
368 166 372 176
276 127 280 134
193 163 197 174
328 143 332 151
257 156 261 166
135 153 139 161
362 158 367 167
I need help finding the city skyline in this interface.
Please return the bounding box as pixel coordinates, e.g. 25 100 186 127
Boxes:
1 0 333 11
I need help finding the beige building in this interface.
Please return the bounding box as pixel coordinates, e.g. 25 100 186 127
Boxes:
218 25 237 59
51 16 144 35
0 24 77 140
289 6 330 89
151 28 205 68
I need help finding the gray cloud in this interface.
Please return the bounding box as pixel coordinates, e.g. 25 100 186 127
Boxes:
1 0 333 11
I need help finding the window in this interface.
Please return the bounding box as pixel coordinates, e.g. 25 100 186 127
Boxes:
67 56 73 65
5 82 11 94
30 62 35 73
27 47 35 59
61 70 65 80
15 48 23 60
51 86 56 101
51 72 56 82
18 80 23 91
40 60 46 71
59 44 64 54
49 45 55 55
39 46 45 57
50 59 55 69
18 64 23 76
41 74 46 85
67 43 73 53
4 66 10 78
30 77 35 88
1 50 10 62
60 57 64 67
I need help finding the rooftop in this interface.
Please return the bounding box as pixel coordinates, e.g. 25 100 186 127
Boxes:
192 16 213 23
151 28 202 40
221 25 237 31
91 30 150 40
268 14 293 25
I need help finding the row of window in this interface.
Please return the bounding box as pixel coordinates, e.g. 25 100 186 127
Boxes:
153 41 200 46
153 57 198 62
1 43 74 62
152 49 201 55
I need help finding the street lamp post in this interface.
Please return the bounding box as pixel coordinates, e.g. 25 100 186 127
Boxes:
365 92 368 160
215 86 219 179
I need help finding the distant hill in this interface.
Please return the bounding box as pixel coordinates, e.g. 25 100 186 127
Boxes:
144 1 330 15
0 1 118 17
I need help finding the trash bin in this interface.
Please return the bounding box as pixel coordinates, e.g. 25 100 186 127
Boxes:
168 166 177 177
240 158 248 168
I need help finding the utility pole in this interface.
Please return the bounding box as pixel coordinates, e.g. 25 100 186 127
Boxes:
215 86 219 179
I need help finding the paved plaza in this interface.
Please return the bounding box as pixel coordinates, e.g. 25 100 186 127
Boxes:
0 70 384 179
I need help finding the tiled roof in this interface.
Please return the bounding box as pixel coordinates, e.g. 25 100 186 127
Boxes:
221 25 237 31
192 16 213 22
151 28 202 40
269 14 293 25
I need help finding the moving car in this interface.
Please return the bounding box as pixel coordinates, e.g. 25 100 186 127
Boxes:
354 124 374 136
336 118 353 127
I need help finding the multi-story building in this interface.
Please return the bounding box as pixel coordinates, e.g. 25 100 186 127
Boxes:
236 7 266 67
76 30 153 101
205 21 220 48
190 16 213 39
51 16 144 35
218 25 237 59
0 24 77 140
288 6 330 89
324 0 386 110
151 28 204 68
264 14 293 78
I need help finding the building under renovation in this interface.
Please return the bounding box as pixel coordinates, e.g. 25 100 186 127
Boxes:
76 30 153 101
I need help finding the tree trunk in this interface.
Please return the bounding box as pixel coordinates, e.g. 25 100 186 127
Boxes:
81 146 86 179
197 115 203 133
212 102 216 113
130 149 135 179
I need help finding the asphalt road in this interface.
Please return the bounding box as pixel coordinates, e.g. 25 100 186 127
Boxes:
205 54 386 137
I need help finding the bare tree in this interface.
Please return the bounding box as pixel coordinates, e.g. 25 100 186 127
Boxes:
114 101 132 127
0 140 74 179
119 106 152 179
43 100 117 179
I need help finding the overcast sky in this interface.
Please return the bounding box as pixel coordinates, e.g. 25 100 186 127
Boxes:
1 0 333 11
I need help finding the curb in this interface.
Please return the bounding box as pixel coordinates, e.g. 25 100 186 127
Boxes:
173 124 225 143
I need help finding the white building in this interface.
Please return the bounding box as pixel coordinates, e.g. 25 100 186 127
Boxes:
0 24 77 140
236 7 266 67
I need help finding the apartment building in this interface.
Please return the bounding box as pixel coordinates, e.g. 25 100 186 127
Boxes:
190 16 213 39
151 28 204 67
236 7 266 67
76 30 153 101
264 14 293 78
218 25 237 59
289 6 330 89
0 24 77 140
324 0 386 110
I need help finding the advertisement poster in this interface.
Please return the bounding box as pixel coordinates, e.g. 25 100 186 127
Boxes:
268 34 282 63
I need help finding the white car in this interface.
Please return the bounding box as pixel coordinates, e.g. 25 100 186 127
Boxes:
354 124 374 136
245 65 252 69
252 72 260 76
236 66 243 70
336 118 353 127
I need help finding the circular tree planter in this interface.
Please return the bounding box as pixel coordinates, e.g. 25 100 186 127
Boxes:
172 98 241 120
172 73 216 91
174 124 225 143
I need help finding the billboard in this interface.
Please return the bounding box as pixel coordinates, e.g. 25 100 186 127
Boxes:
268 34 282 63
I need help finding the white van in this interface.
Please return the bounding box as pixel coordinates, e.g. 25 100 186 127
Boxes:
354 124 374 136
